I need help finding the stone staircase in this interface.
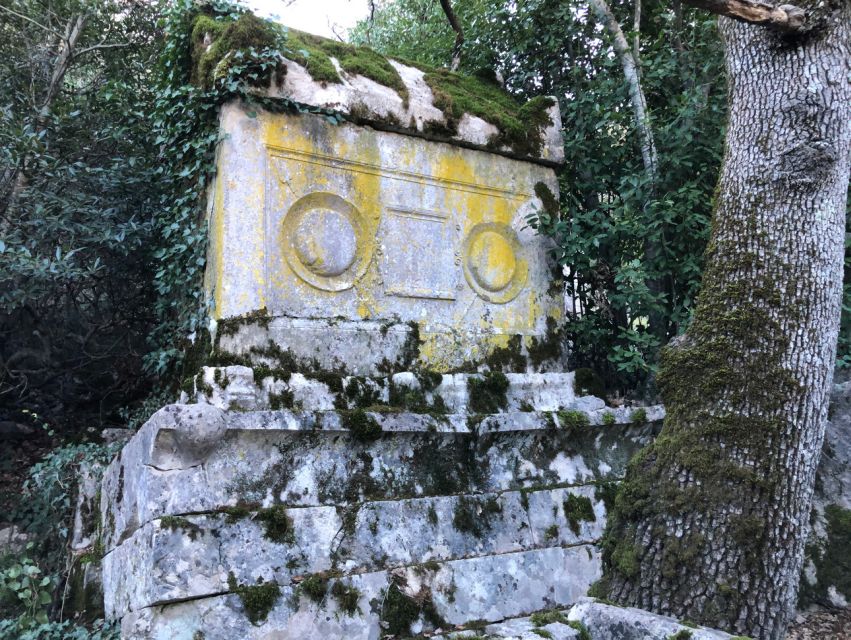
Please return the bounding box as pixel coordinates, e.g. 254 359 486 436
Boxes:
100 370 662 638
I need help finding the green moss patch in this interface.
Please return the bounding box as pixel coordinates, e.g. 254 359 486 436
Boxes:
568 621 592 640
534 182 559 217
530 610 568 626
452 496 503 538
160 515 203 540
227 572 281 625
300 573 330 603
189 10 554 156
380 581 445 636
424 70 554 156
799 504 851 607
555 410 590 430
192 12 281 88
255 505 295 544
564 494 596 536
330 581 361 615
342 408 383 442
468 371 509 413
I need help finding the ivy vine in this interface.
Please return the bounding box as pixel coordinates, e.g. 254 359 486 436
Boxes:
144 0 341 382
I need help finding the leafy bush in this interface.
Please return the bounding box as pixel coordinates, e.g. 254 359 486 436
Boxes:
0 618 118 640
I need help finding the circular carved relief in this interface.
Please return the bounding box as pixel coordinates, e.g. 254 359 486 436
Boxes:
462 223 528 304
281 192 370 291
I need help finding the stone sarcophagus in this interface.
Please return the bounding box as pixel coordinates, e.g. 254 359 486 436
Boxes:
95 17 668 640
207 97 564 373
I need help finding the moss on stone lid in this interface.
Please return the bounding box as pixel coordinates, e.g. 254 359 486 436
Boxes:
189 9 557 158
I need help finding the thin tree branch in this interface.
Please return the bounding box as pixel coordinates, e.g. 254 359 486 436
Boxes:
633 0 641 68
0 4 65 40
588 0 657 184
73 41 131 59
683 0 806 31
437 0 464 71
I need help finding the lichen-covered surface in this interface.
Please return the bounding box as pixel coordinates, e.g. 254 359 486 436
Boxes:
206 104 562 372
180 366 657 419
799 381 851 609
98 391 660 637
567 598 735 640
190 12 563 164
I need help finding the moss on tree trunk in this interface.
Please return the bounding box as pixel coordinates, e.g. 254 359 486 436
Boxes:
598 5 851 639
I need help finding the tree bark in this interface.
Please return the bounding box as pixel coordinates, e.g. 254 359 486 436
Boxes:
600 4 851 639
437 0 464 71
684 0 806 31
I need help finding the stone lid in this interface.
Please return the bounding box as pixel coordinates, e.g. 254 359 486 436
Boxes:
191 12 564 166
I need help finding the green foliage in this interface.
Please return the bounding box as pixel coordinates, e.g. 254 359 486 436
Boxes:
0 546 54 626
0 0 162 430
574 368 606 398
0 618 118 640
353 0 726 391
12 442 118 580
3 441 117 631
834 189 851 368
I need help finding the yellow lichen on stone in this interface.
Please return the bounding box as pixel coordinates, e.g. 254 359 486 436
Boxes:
207 103 561 369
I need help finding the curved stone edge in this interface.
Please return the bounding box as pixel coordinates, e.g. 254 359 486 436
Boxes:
567 598 737 640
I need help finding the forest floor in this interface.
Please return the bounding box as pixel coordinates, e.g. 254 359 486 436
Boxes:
786 607 851 639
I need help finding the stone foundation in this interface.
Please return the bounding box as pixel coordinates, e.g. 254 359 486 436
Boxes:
99 376 662 638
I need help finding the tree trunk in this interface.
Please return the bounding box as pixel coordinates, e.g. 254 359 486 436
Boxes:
599 6 851 639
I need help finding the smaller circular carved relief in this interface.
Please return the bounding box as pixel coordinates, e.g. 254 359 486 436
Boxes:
281 192 370 291
293 209 358 277
462 222 528 304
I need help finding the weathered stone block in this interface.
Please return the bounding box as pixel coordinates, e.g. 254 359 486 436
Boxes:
100 404 660 553
102 484 606 616
120 546 598 640
567 598 736 640
207 103 563 371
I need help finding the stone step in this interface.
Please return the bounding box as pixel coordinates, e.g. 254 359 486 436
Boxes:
119 544 600 640
103 484 607 616
183 366 646 417
100 404 661 551
433 611 581 639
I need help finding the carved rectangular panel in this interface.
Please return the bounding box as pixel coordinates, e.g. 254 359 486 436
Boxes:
380 206 458 300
